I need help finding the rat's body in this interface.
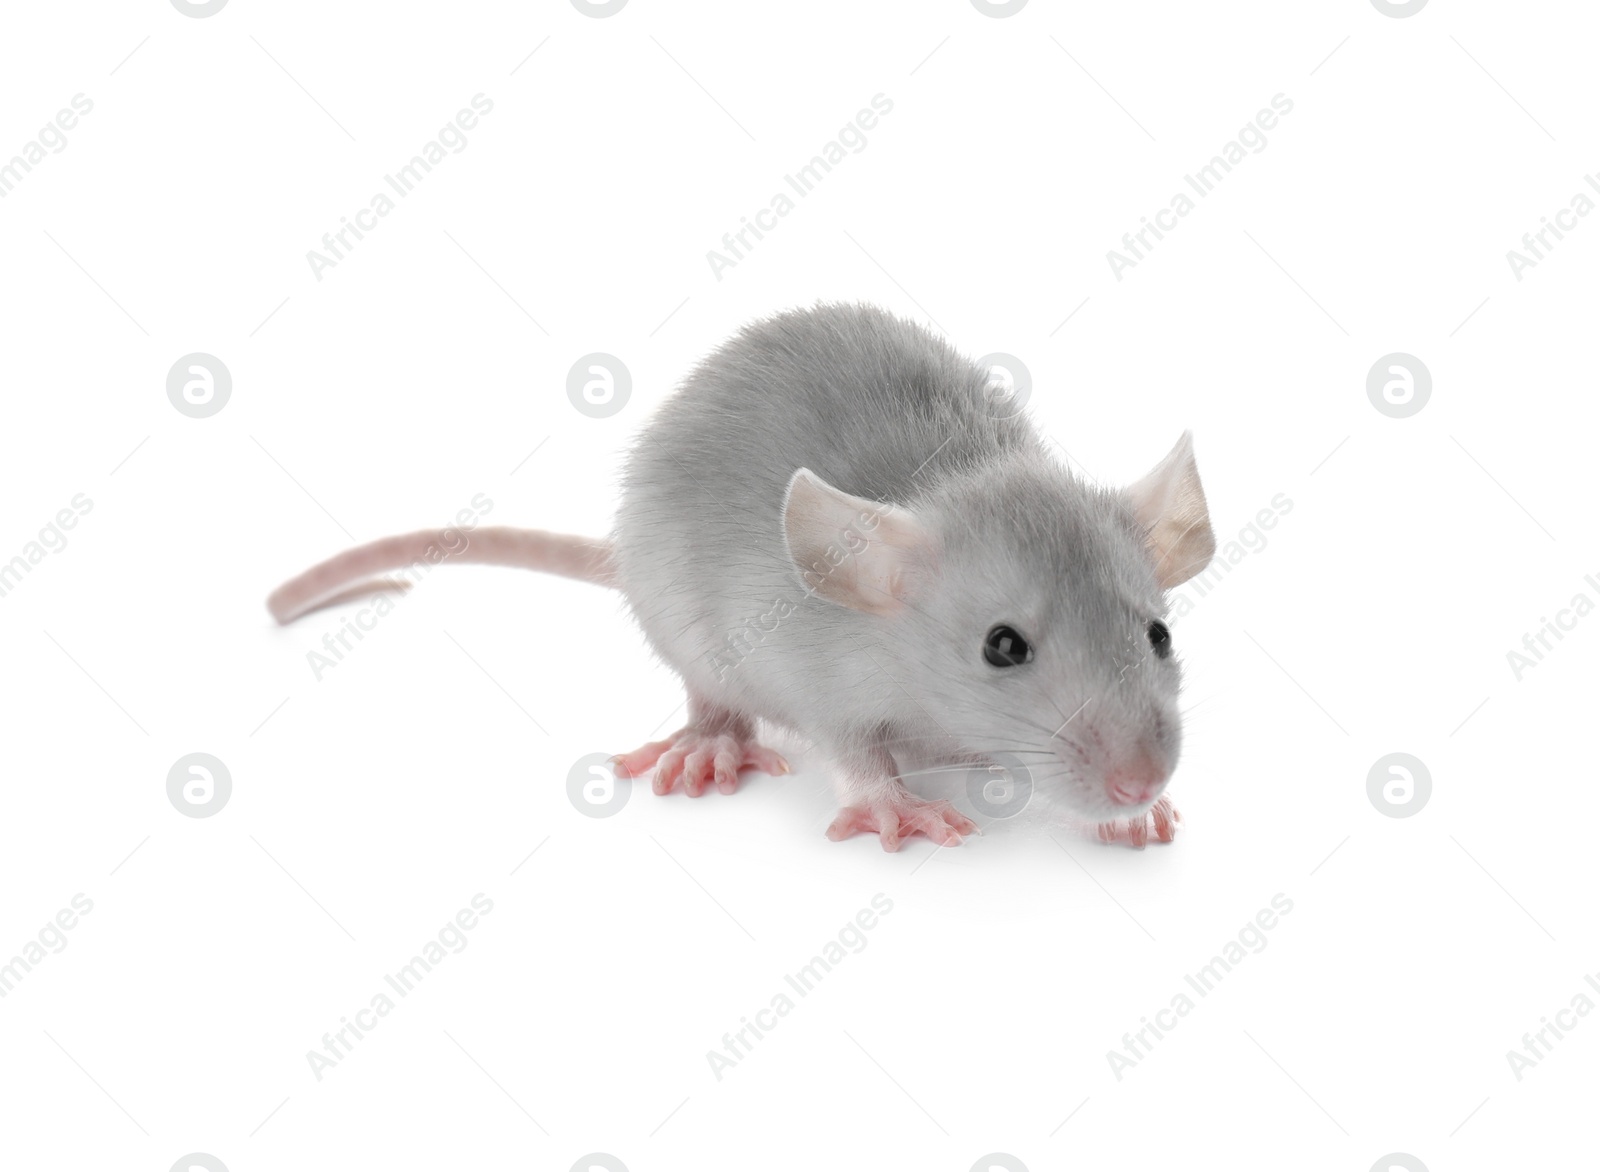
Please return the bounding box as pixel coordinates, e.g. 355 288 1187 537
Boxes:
616 305 1036 758
269 304 1217 850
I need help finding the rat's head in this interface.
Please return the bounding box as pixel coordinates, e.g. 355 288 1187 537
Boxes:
782 434 1215 822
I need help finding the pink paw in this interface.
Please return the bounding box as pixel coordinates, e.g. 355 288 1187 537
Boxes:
826 795 978 852
1096 795 1180 849
612 728 789 797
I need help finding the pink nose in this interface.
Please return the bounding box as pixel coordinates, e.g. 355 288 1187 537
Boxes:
1105 754 1167 807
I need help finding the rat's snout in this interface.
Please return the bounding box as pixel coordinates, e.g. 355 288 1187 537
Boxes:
1104 750 1170 808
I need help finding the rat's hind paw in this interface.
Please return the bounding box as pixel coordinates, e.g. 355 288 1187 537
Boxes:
1095 794 1180 849
827 794 978 852
612 726 789 797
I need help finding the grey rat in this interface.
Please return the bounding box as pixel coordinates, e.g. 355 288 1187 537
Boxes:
268 303 1216 850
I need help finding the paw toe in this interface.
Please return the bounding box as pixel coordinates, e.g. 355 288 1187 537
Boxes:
744 746 790 776
1151 796 1178 842
653 748 690 795
944 808 979 836
826 807 871 841
682 749 716 796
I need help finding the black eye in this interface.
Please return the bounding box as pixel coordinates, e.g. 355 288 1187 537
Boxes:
1147 620 1171 659
983 625 1033 668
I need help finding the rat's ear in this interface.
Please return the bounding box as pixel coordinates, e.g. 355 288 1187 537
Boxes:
782 468 930 616
1125 431 1216 589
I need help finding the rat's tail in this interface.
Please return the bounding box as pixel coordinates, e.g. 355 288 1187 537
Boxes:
267 527 615 625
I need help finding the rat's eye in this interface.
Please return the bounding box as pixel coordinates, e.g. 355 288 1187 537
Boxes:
983 625 1033 668
1147 620 1171 659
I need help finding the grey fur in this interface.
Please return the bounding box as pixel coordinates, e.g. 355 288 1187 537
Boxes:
613 302 1199 820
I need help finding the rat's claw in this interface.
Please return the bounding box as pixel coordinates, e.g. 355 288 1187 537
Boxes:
743 746 791 776
611 738 674 780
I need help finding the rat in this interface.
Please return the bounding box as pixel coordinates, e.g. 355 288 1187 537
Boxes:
267 303 1216 851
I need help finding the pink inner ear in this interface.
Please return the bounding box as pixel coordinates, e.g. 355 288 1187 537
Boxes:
782 469 931 615
1127 434 1194 529
1125 434 1214 589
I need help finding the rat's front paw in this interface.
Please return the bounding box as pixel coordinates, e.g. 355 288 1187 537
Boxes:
1095 794 1180 849
826 795 978 852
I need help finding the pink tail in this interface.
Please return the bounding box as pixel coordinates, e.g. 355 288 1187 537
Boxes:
267 527 615 625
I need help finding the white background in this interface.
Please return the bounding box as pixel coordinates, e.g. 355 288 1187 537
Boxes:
0 1 1594 1170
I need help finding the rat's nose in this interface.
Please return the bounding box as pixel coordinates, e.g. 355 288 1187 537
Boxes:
1105 752 1168 807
